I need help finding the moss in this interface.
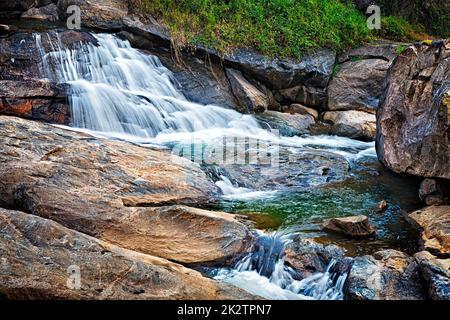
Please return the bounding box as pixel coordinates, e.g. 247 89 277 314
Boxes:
396 45 406 55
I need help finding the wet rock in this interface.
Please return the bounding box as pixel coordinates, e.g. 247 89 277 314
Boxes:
257 110 316 136
0 116 253 264
419 179 445 205
406 206 450 257
322 110 376 141
376 40 450 179
0 80 70 124
345 250 425 300
226 68 269 113
284 238 347 279
0 0 36 12
414 251 450 300
287 104 319 120
373 200 388 213
273 85 326 108
322 215 376 238
0 208 254 300
225 48 336 90
21 3 60 22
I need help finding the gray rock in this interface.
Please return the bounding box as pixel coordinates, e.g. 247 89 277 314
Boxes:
257 110 316 136
21 3 60 22
322 215 376 238
273 84 326 108
414 251 450 300
322 110 376 141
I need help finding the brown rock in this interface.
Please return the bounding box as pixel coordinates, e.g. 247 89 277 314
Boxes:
322 215 376 238
406 206 450 257
0 116 252 264
21 3 60 22
419 179 445 205
322 110 376 141
273 85 326 108
0 208 254 300
376 40 450 179
287 104 319 120
373 200 388 213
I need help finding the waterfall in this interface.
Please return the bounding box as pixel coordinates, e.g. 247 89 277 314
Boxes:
214 231 350 300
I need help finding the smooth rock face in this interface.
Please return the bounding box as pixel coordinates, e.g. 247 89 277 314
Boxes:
323 110 376 141
0 116 252 264
322 215 376 238
406 206 450 257
414 251 450 300
345 250 425 300
226 68 269 113
327 58 390 113
0 208 253 300
225 48 336 90
258 110 316 136
376 40 450 179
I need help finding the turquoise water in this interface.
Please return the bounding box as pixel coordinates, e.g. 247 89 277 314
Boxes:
218 160 422 256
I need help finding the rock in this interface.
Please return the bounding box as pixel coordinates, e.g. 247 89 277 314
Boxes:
287 104 319 120
322 110 376 141
21 3 60 22
322 215 376 238
257 110 316 136
225 48 336 90
283 238 347 279
373 200 388 213
57 0 128 30
0 208 254 299
327 58 390 113
419 179 445 205
273 85 326 108
352 0 372 11
376 40 450 179
0 79 70 124
345 250 425 300
0 0 36 12
414 251 450 300
0 116 253 264
226 68 269 113
406 206 450 257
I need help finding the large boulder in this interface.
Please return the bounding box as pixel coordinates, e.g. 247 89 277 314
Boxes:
322 215 376 238
345 250 425 300
414 251 450 300
327 43 399 114
0 208 253 300
21 3 60 21
322 110 376 141
0 0 37 12
406 206 450 257
376 40 450 179
257 110 316 136
0 116 253 264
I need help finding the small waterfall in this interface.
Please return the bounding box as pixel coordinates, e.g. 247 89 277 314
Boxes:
214 231 350 300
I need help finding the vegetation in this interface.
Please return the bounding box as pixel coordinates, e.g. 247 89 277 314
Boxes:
133 0 435 58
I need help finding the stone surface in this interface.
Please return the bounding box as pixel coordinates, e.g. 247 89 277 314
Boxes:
226 68 269 113
0 79 70 124
322 215 376 238
257 110 316 136
21 3 59 22
323 110 376 141
284 238 348 279
414 251 450 300
418 179 445 205
225 48 336 90
376 40 450 179
345 249 425 300
406 206 450 257
273 85 326 108
0 208 254 300
0 116 253 264
287 104 319 120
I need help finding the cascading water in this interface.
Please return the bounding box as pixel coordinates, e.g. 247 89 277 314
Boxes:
34 32 365 300
214 231 350 300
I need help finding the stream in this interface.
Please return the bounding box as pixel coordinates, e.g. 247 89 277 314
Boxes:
33 31 421 300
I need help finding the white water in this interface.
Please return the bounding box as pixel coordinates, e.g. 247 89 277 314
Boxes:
214 231 348 300
35 32 358 300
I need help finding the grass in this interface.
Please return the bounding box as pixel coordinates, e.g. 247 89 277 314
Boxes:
132 0 434 58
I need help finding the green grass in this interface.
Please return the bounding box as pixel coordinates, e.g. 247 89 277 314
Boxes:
377 16 429 42
133 0 434 58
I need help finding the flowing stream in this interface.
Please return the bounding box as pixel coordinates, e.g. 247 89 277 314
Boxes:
34 32 418 300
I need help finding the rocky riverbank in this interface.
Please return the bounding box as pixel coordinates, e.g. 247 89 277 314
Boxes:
0 0 449 300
